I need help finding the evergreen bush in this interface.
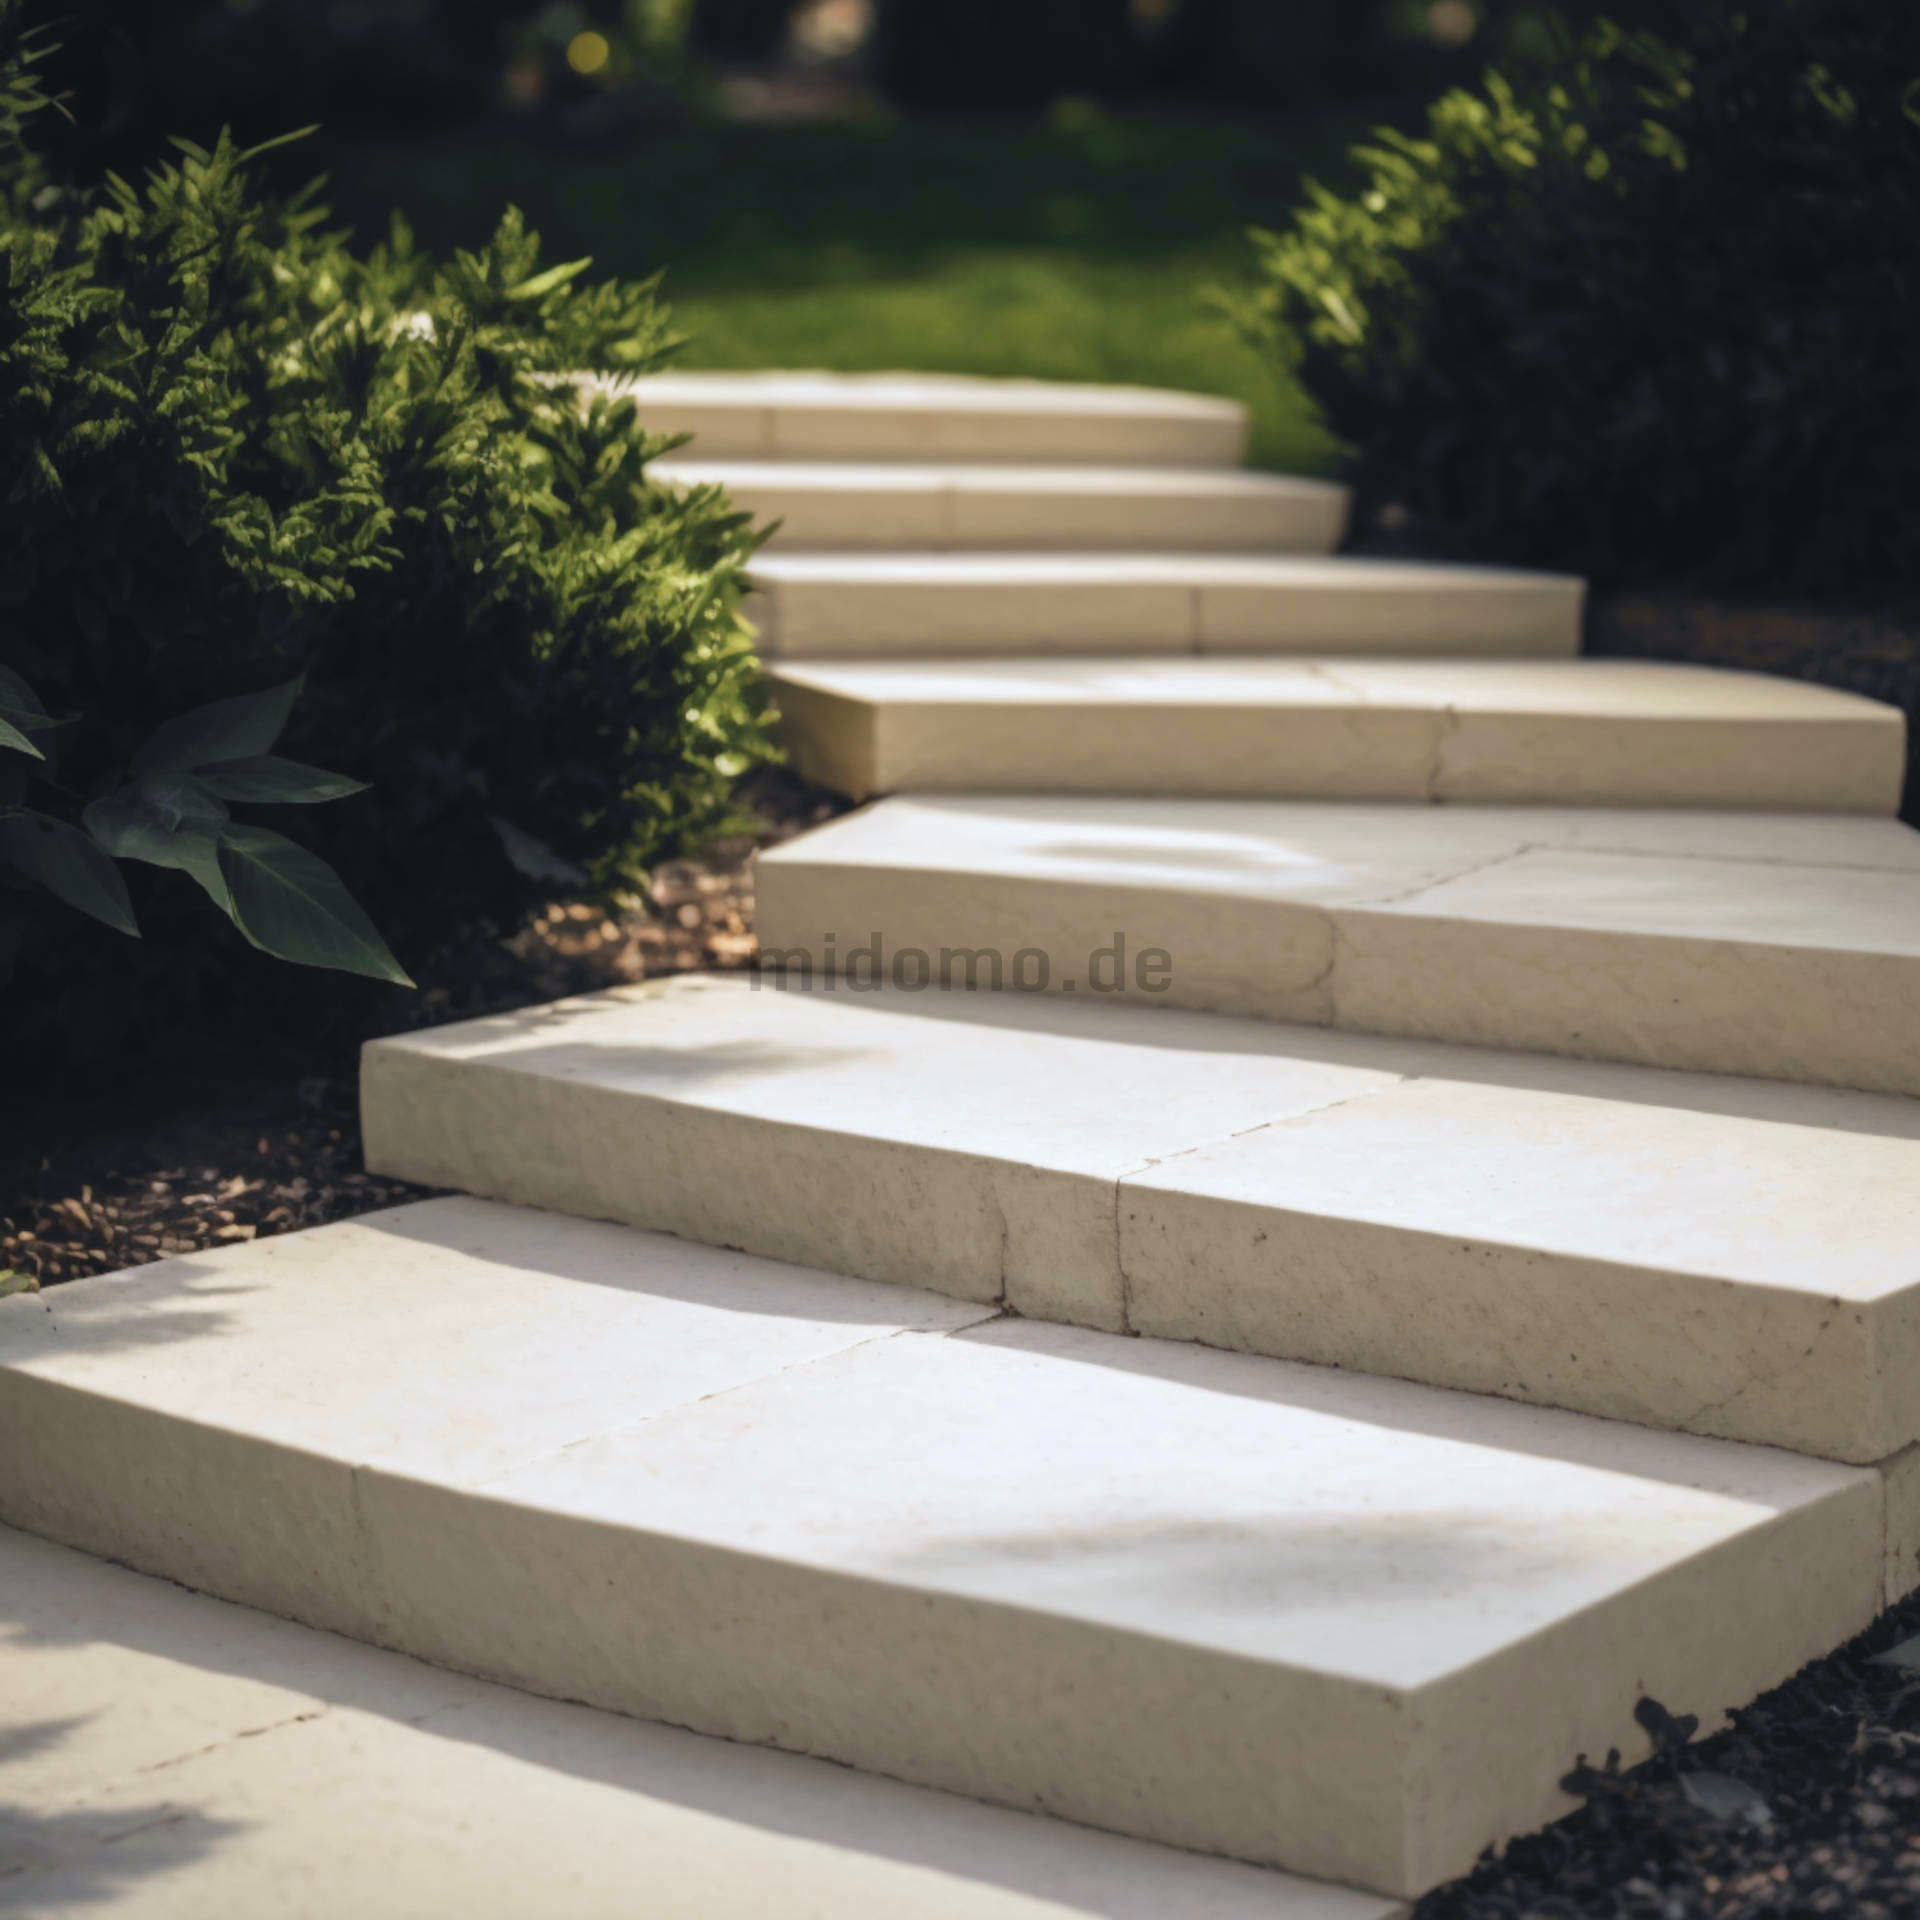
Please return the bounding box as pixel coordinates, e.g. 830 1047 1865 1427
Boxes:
0 1 772 1066
1232 2 1920 602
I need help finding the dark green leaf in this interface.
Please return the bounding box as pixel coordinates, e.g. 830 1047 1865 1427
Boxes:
217 824 413 985
195 754 369 806
0 809 139 935
0 714 44 759
0 664 58 738
84 791 234 916
132 677 305 781
489 813 587 886
509 257 592 301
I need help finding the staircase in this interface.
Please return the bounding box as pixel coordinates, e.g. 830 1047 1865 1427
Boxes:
6 373 1919 1909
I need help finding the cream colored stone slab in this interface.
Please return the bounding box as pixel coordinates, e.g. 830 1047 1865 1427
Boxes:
1123 1075 1920 1461
655 458 951 547
655 460 1348 552
766 657 1901 807
768 658 1436 800
1882 1445 1920 1605
1324 657 1905 811
361 1319 1880 1897
0 1199 991 1600
943 465 1347 550
1342 846 1920 1092
3 1529 1360 1920
748 554 1196 657
361 980 1401 1330
746 553 1584 659
612 371 1248 465
756 796 1920 1091
1195 557 1584 656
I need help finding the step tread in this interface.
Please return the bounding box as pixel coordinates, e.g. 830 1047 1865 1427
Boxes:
4 1528 1368 1920
363 972 1920 1459
0 1198 1887 1896
767 657 1904 808
746 553 1585 658
654 459 1351 552
604 371 1247 465
755 797 1920 1095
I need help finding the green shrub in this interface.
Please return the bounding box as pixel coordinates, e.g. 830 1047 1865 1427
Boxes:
1232 2 1920 602
0 2 772 1067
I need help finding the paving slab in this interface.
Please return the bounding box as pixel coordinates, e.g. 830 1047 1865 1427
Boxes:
362 976 1920 1459
651 459 1349 551
745 553 1585 658
755 795 1920 1094
1 1527 1370 1919
602 371 1248 465
767 656 1903 808
0 1216 1886 1896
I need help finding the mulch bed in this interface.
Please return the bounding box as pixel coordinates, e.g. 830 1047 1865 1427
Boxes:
8 760 1920 1917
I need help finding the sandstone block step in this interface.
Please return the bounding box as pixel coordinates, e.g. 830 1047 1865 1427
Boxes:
652 458 1350 552
363 975 1920 1461
756 797 1920 1097
769 656 1904 809
746 554 1585 658
6 1526 1359 1919
0 1199 1897 1897
610 371 1248 466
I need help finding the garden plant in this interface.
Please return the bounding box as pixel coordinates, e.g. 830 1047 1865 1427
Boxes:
1232 0 1920 603
0 1 773 1074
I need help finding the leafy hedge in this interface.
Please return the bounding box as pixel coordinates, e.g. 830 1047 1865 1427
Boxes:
1233 2 1920 603
0 3 772 1068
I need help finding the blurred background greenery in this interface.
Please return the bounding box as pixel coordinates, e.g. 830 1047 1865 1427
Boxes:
30 0 1649 473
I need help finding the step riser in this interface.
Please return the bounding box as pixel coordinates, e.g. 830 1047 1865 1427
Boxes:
754 860 1920 1101
362 982 1920 1462
773 681 1901 809
0 1204 1898 1899
656 472 1349 553
751 574 1584 658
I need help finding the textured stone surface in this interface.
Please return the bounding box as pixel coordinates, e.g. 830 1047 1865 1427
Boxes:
2 1527 1371 1920
767 656 1903 808
755 795 1920 1093
745 553 1585 658
0 1222 1886 1896
652 459 1349 551
362 977 1920 1457
606 370 1248 465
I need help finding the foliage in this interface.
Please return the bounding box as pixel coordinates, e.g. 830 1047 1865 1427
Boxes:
1 667 408 984
1232 1 1920 600
0 0 773 1063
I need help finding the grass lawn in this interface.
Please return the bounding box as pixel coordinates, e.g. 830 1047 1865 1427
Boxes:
322 106 1370 474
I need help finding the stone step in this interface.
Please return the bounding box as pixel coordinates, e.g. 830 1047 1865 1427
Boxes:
0 1199 1898 1898
610 371 1248 466
755 797 1920 1097
7 1525 1364 1919
768 656 1904 809
651 459 1350 552
746 554 1585 658
362 974 1920 1462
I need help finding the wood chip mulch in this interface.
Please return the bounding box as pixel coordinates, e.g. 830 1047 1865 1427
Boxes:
1 771 851 1294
